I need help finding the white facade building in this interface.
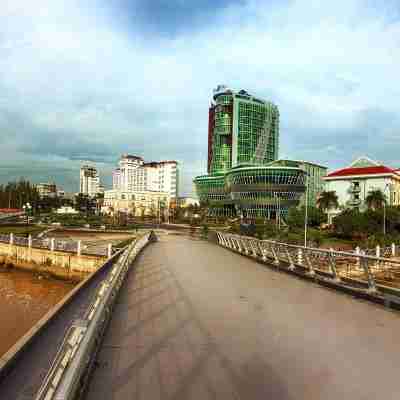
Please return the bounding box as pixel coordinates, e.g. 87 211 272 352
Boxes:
102 189 170 217
323 157 400 223
112 154 178 198
36 182 57 198
80 165 101 197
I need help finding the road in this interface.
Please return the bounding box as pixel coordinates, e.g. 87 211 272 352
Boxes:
86 234 400 400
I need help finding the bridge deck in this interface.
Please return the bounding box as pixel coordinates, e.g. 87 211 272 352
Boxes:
86 235 400 400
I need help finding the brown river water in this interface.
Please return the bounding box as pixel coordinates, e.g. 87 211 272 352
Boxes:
0 270 74 357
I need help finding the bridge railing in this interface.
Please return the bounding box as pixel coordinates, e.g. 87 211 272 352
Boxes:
216 232 400 294
35 231 155 400
0 233 113 257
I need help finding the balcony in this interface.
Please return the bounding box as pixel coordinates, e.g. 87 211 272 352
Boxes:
348 198 361 206
349 186 361 193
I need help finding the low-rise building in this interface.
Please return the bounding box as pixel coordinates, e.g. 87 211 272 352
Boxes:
56 206 79 214
36 183 57 198
102 190 170 217
323 156 400 223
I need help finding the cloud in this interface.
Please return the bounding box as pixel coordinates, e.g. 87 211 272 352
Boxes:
0 0 400 195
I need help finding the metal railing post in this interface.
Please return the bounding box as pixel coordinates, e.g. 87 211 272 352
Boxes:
271 243 280 266
328 248 340 281
50 238 55 252
235 237 242 252
303 249 315 276
360 257 377 293
251 239 258 257
286 248 295 270
355 246 360 268
77 240 81 256
107 243 112 258
242 239 249 255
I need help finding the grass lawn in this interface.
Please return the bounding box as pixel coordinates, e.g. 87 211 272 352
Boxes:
0 225 47 236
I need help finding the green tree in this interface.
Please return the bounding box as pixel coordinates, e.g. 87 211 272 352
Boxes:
287 206 326 229
365 189 386 210
317 191 339 213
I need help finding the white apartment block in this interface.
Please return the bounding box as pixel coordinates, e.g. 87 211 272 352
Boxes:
112 154 178 198
323 157 400 223
80 165 101 197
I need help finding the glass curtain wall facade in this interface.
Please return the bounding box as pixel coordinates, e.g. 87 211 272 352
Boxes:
196 86 306 220
208 88 280 174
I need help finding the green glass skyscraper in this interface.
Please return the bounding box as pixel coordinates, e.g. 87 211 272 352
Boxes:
208 86 280 174
196 86 306 219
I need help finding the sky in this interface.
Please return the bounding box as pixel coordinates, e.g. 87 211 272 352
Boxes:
0 0 400 195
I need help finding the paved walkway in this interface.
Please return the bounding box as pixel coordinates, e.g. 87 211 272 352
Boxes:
86 235 400 400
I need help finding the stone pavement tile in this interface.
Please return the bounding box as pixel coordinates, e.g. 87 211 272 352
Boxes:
184 321 209 360
174 326 196 377
137 354 161 400
86 346 120 400
175 298 190 321
184 376 214 400
204 354 240 400
112 368 137 400
158 340 182 398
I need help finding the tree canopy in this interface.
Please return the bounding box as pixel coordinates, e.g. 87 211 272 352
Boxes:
365 189 386 210
317 191 339 212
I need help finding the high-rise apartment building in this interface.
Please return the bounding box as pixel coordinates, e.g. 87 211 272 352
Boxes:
80 165 100 197
111 155 178 198
208 85 280 174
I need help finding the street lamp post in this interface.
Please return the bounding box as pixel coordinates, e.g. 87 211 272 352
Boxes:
22 202 32 226
304 174 309 248
383 183 391 236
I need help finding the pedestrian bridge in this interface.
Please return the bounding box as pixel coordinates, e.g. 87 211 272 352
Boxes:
1 231 400 400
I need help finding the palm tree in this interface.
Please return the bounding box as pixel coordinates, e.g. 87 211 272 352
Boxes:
317 191 339 213
365 189 386 210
